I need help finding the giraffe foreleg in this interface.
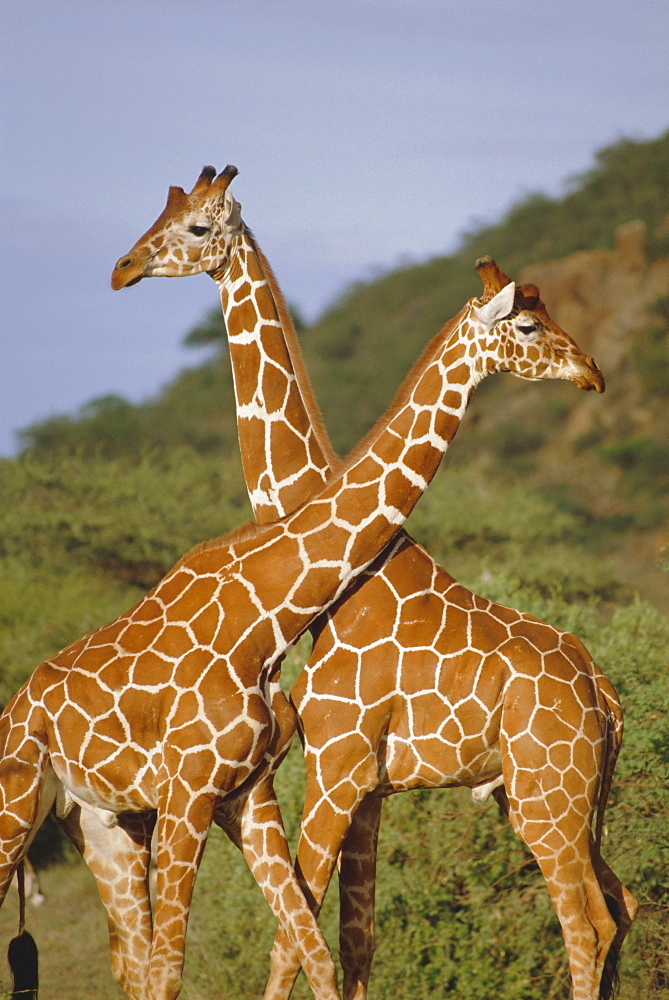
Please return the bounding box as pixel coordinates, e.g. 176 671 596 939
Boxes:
58 804 155 1000
240 772 340 1000
264 765 379 1000
239 680 339 1000
148 790 216 1000
251 676 342 1000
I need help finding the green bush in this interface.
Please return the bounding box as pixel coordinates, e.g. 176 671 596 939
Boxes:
634 296 669 397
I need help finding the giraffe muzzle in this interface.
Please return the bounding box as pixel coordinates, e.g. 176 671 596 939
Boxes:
111 254 145 290
580 356 605 393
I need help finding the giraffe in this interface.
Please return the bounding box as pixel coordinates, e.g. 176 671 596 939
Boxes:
1 247 611 1000
110 167 635 1000
112 166 636 1000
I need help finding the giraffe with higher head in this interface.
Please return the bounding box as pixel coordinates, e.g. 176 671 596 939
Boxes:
110 167 636 1000
2 230 620 1000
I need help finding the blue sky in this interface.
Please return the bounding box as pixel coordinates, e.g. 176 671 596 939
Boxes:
1 0 667 455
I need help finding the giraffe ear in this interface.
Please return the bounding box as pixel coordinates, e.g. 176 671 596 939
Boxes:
223 192 242 229
473 282 515 328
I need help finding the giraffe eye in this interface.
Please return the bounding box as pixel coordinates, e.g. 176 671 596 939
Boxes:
517 322 537 336
188 225 210 237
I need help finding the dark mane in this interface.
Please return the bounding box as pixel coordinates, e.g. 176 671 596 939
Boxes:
174 518 267 568
247 230 342 474
342 304 470 470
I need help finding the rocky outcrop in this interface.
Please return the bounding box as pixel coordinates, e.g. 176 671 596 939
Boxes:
518 219 669 443
520 219 668 366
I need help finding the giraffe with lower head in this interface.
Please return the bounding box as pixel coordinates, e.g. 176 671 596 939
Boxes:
111 167 636 1000
1 246 609 1000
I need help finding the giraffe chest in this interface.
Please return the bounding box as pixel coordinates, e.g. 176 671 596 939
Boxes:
48 682 274 814
38 650 275 813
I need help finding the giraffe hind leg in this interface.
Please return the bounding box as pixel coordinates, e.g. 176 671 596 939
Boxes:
591 844 638 1000
338 794 383 1000
487 771 628 996
502 717 618 1000
58 805 156 1000
506 800 617 1000
0 722 54 1000
493 784 626 998
0 740 55 905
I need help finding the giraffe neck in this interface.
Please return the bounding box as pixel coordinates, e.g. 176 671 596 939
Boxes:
211 308 480 649
213 229 338 522
329 308 478 532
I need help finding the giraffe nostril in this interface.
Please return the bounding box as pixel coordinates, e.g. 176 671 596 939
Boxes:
118 257 133 269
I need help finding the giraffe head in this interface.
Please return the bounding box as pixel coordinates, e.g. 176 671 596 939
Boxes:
469 256 604 392
111 165 241 289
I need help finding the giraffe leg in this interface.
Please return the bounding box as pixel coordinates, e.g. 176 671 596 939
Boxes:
244 683 341 1000
527 842 617 1000
0 716 54 905
240 772 341 1000
148 791 216 1000
0 711 53 1000
238 675 341 999
338 794 382 1000
492 781 627 996
503 760 619 998
58 805 155 1000
263 774 378 1000
215 678 341 1000
591 842 638 981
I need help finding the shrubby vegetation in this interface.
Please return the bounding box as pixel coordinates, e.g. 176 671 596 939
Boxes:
0 132 667 997
303 130 669 457
1 459 666 999
0 448 250 706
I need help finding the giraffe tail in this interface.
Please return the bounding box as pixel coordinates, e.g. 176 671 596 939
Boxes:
594 672 625 1000
599 894 621 1000
594 672 624 853
7 863 39 999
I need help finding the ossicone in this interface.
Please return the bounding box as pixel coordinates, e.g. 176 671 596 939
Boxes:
189 164 238 195
166 185 188 208
475 256 513 300
190 165 217 193
213 164 239 191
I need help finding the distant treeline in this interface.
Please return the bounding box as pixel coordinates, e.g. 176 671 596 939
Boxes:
18 131 669 461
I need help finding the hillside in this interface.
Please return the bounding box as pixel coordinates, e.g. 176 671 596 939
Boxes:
298 130 669 452
20 131 669 462
19 131 669 607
